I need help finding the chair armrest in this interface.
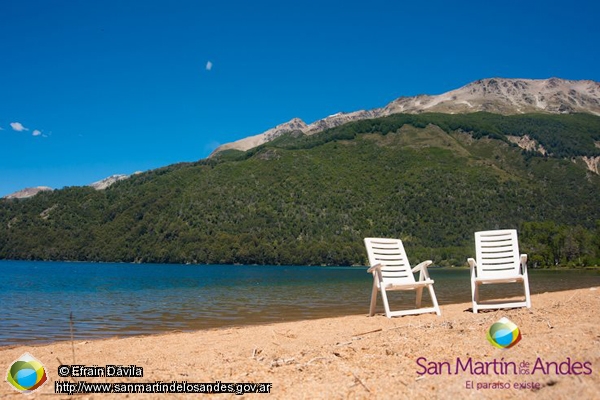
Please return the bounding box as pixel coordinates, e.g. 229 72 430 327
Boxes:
411 260 433 273
367 263 383 273
412 260 433 281
520 254 528 275
467 258 477 278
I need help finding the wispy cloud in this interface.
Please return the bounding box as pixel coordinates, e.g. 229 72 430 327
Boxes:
10 122 28 132
7 122 48 137
206 61 213 71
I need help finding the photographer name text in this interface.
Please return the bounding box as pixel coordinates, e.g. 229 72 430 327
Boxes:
58 364 143 378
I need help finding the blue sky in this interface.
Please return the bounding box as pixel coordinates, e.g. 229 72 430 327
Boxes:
1 0 599 197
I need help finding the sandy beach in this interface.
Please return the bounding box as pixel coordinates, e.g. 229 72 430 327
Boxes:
2 287 599 399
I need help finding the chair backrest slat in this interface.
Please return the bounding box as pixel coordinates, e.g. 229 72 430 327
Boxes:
364 238 416 284
475 229 520 278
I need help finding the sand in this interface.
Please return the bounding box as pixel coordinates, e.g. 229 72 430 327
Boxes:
2 287 599 399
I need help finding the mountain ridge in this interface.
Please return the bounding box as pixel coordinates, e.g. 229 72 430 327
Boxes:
2 112 599 267
3 187 53 200
5 77 600 199
211 77 600 156
4 173 141 199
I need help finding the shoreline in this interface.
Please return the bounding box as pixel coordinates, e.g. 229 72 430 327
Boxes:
2 287 599 399
2 258 600 269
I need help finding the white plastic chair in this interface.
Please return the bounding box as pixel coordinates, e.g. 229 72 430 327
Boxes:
364 238 441 318
467 229 531 313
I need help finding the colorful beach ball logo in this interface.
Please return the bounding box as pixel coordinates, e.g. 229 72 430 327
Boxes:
487 317 522 349
6 353 48 393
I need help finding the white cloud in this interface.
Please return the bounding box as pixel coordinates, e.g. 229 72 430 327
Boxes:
206 61 213 71
32 129 42 137
10 122 28 132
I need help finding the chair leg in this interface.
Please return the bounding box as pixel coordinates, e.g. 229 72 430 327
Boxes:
523 276 532 308
471 281 479 314
428 285 441 316
380 287 392 318
415 287 423 308
369 284 378 316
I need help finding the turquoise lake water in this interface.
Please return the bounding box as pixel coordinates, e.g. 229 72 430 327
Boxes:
1 260 599 346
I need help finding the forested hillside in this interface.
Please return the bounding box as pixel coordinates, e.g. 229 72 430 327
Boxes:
1 113 599 267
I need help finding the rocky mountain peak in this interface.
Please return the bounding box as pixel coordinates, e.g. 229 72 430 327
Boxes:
5 173 139 200
3 186 53 199
210 78 600 156
89 174 132 190
210 117 308 155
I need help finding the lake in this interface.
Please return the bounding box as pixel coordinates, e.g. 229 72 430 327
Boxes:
1 261 599 347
